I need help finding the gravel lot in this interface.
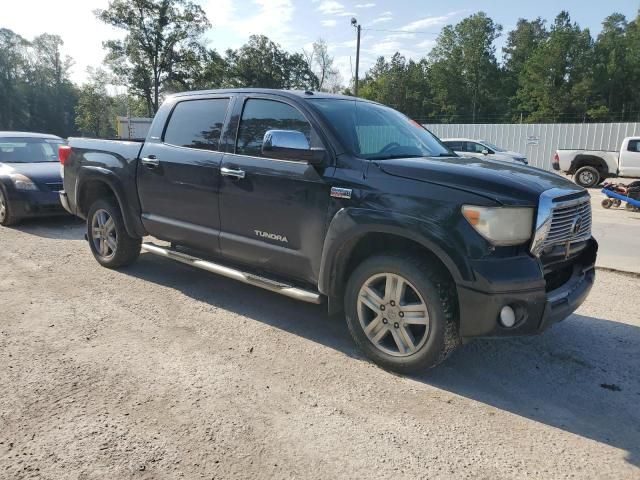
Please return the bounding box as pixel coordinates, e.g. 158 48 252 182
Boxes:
1 217 639 479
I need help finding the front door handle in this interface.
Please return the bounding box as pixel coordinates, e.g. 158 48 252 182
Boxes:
141 156 159 168
220 167 246 179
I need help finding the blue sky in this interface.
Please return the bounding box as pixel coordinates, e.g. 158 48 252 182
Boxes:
3 0 639 85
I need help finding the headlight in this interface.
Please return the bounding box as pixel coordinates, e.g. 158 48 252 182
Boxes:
9 173 38 191
462 206 534 246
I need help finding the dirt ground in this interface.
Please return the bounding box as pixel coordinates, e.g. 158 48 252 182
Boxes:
1 218 639 480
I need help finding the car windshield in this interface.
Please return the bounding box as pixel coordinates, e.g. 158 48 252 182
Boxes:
308 99 452 160
0 137 63 163
479 140 506 152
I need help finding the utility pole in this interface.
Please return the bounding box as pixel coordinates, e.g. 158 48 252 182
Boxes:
351 17 361 97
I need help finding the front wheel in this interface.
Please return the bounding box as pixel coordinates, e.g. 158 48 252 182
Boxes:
0 188 19 226
574 166 600 188
87 199 141 268
601 199 613 209
344 254 459 373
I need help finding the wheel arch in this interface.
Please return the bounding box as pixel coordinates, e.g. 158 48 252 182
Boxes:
570 155 609 176
318 208 469 316
76 167 145 238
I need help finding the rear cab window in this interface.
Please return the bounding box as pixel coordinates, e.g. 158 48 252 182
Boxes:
164 98 230 151
627 139 640 152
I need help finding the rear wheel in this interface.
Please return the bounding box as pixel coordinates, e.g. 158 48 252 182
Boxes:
574 166 600 188
601 199 613 209
87 199 141 268
0 188 19 226
344 253 459 373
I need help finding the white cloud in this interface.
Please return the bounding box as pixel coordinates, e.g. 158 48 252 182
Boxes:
316 0 353 17
321 19 338 27
370 11 393 25
400 12 458 32
355 2 375 7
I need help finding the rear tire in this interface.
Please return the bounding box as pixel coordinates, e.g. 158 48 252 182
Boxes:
0 188 19 226
601 199 613 209
574 166 600 188
87 198 141 268
344 253 460 373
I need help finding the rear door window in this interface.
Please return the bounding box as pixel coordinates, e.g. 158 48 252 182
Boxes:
164 98 229 151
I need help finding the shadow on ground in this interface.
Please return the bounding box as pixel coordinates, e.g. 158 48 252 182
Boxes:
11 216 83 239
122 252 639 468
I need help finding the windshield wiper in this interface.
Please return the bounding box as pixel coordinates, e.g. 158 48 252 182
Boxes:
367 154 426 160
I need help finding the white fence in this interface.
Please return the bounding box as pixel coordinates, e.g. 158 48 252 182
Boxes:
424 122 640 171
116 116 153 140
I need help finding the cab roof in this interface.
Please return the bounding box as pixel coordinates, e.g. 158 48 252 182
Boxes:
171 88 375 103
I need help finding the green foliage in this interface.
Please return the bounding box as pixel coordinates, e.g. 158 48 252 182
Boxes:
0 29 78 137
75 68 116 138
96 0 210 115
224 35 319 90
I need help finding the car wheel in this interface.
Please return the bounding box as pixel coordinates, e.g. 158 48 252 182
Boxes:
0 188 19 226
574 166 600 188
87 198 141 268
344 253 460 373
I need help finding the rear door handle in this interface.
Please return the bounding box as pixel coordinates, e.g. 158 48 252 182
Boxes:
141 156 159 168
220 167 246 179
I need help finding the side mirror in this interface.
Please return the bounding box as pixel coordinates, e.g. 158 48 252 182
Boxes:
262 130 326 165
481 149 489 155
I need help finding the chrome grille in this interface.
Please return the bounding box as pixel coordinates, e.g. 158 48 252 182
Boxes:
542 196 592 248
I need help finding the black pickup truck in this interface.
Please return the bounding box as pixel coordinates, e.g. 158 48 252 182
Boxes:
59 89 597 372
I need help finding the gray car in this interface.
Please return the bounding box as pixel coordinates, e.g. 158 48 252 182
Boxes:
442 138 528 165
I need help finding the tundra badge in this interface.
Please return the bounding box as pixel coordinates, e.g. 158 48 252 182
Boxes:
330 187 352 199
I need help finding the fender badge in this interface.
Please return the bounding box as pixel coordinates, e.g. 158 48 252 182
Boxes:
330 187 352 199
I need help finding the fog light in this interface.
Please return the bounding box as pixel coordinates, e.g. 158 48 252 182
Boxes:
499 306 516 328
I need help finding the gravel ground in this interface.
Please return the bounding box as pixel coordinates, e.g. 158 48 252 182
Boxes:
0 217 639 480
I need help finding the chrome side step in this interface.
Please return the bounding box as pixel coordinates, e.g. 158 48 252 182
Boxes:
141 242 323 304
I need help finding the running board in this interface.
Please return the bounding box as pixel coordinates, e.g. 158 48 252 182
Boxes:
141 243 323 304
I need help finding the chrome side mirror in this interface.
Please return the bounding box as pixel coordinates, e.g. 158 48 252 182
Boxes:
481 149 489 155
262 130 326 165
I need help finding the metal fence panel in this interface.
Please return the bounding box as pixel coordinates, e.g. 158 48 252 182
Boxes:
424 122 640 171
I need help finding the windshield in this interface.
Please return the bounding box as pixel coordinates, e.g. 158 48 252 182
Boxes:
0 137 63 163
479 140 506 152
309 99 452 160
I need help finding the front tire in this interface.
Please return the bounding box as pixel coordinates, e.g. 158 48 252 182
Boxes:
0 187 19 226
87 199 141 268
344 253 459 373
574 166 600 188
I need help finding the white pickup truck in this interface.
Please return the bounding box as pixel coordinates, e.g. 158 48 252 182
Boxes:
553 136 640 187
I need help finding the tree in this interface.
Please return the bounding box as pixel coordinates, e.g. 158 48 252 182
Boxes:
516 11 593 122
428 12 503 123
96 0 210 115
224 35 318 90
303 39 341 92
75 68 116 138
0 28 30 131
502 18 548 118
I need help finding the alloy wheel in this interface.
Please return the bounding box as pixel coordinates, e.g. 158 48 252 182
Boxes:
0 192 6 222
579 170 595 186
357 273 430 357
91 209 117 259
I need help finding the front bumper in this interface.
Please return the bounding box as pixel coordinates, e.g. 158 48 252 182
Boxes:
456 238 597 339
7 189 68 218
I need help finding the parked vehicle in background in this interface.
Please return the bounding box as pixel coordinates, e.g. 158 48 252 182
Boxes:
442 138 528 165
0 132 67 226
553 136 640 188
60 89 597 373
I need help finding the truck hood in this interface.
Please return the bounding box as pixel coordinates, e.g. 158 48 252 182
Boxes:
376 155 583 205
0 162 62 186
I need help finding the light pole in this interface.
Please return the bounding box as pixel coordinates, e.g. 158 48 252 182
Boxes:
351 17 361 97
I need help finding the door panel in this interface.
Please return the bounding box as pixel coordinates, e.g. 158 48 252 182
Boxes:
218 153 331 284
137 97 230 254
619 139 640 177
217 96 332 284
